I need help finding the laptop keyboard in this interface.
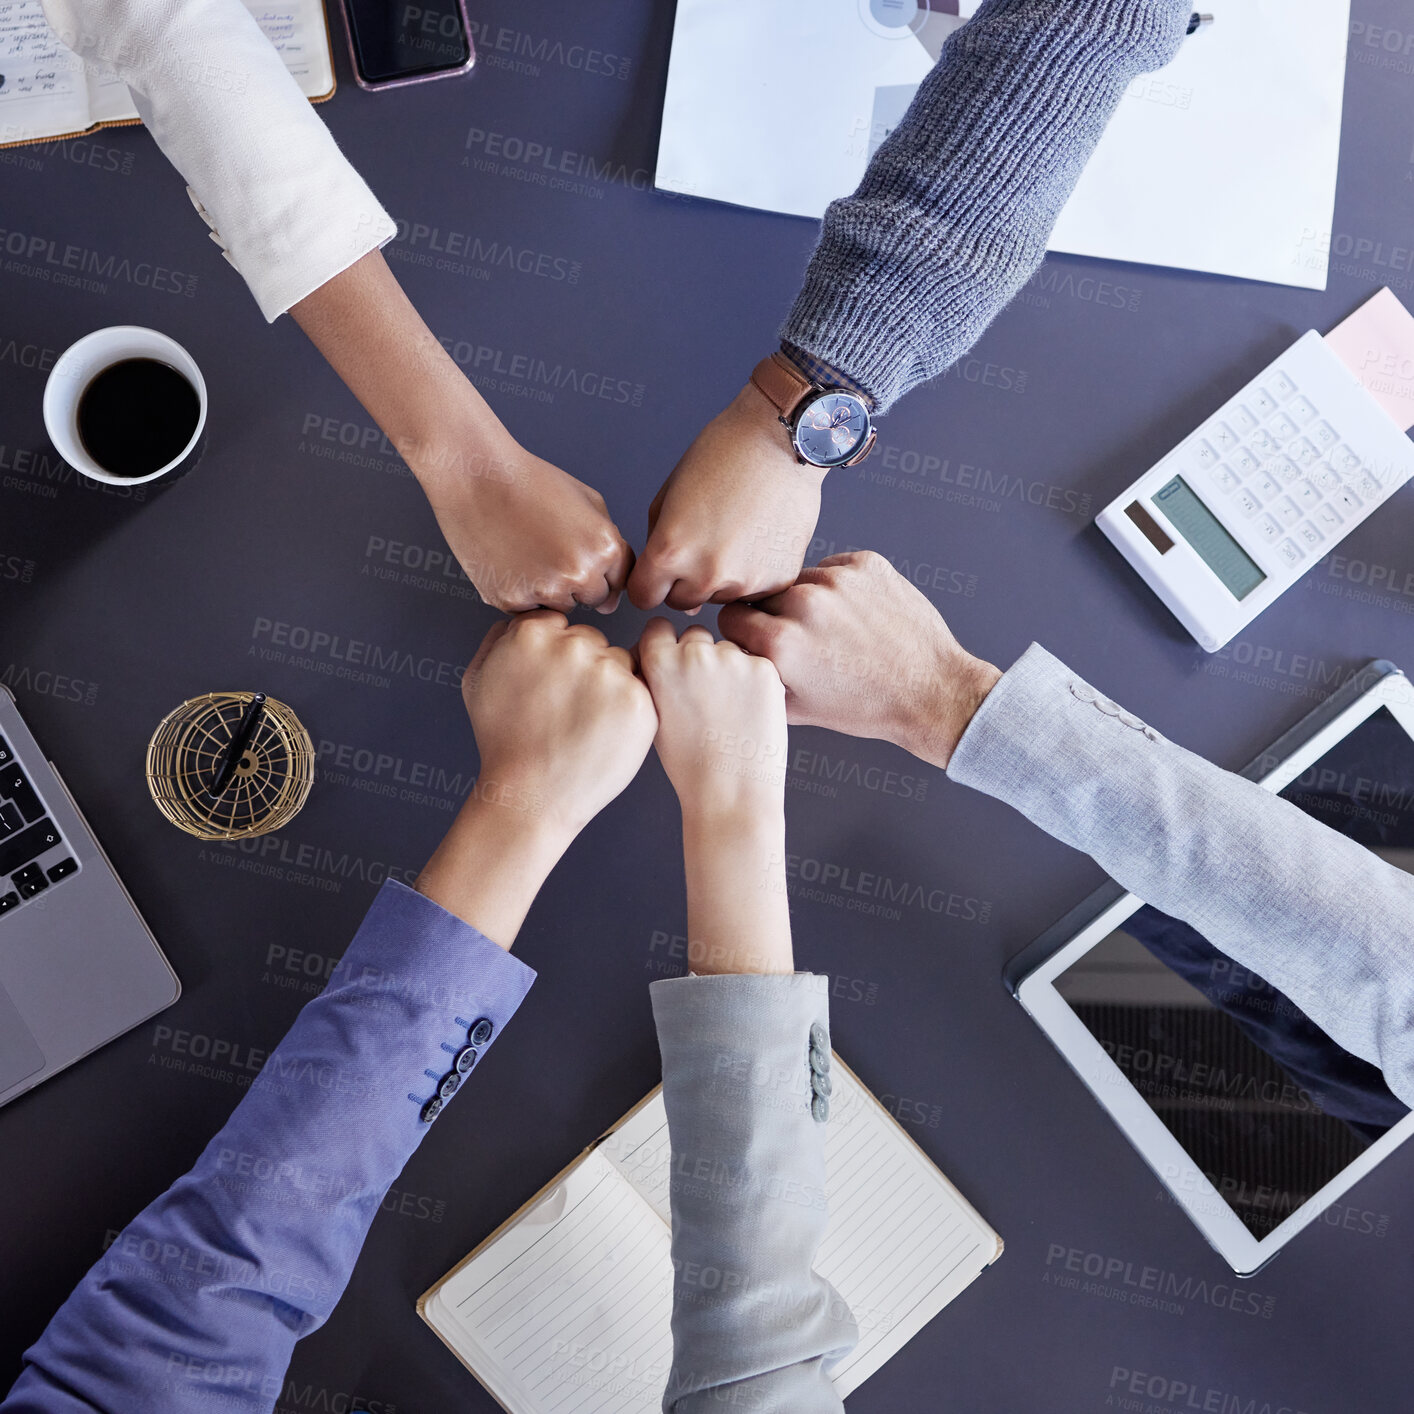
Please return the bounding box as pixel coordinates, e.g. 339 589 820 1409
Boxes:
0 740 78 917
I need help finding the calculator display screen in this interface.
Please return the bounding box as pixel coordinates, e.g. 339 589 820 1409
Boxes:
1152 476 1266 600
1053 707 1413 1237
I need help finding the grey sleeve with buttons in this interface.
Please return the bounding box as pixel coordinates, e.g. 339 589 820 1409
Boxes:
947 644 1414 1105
650 973 857 1414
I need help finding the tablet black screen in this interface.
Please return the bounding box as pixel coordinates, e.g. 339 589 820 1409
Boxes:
1053 706 1413 1238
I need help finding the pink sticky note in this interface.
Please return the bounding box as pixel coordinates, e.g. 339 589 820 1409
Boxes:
1324 287 1414 433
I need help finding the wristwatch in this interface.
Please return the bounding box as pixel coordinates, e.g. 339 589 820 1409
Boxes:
749 352 877 469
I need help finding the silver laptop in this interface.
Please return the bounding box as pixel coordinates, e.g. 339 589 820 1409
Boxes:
0 684 178 1107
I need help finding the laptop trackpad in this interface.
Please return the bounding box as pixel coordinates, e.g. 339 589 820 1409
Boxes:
0 984 45 1093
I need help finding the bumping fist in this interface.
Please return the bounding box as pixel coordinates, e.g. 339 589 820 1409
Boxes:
637 617 788 822
626 385 826 612
717 551 1001 769
462 611 658 837
427 435 635 614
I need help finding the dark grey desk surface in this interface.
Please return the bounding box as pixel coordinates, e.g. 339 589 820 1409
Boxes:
3 3 1413 1410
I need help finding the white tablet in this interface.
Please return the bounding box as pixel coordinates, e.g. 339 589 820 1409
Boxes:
1008 659 1414 1276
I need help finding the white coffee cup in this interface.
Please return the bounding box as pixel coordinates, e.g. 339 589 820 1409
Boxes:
43 326 208 486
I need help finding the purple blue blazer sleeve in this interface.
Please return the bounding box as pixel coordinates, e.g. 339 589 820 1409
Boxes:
2 879 535 1414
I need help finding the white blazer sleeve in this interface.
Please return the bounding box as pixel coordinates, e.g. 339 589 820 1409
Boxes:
947 644 1414 1106
40 0 397 320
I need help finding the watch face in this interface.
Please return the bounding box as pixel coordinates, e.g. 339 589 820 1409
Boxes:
792 391 871 467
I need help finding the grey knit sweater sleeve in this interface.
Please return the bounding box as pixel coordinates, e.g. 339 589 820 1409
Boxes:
780 0 1189 412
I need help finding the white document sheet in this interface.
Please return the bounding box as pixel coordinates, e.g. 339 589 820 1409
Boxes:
655 0 1350 290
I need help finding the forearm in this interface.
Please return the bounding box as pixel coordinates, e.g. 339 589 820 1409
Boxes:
4 881 535 1414
291 251 511 498
41 0 396 321
681 805 793 976
416 791 574 947
946 645 1414 1103
782 0 1189 409
652 974 854 1414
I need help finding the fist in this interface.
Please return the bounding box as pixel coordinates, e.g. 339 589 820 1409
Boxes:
717 551 1000 769
463 612 658 837
626 385 826 612
427 436 634 613
637 618 787 820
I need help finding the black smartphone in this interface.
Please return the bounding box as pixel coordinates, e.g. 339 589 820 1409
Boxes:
337 0 475 91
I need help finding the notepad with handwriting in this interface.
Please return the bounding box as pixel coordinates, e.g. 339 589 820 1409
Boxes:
0 0 335 150
419 1056 1002 1412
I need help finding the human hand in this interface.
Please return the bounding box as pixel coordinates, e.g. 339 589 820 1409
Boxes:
462 611 658 840
717 551 1001 770
421 431 634 614
625 385 826 612
416 612 656 945
637 618 787 825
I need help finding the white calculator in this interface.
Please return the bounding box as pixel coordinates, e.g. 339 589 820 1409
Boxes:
1096 330 1414 651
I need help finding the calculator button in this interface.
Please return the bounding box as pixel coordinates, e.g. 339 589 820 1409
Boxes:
1354 470 1382 499
1252 471 1280 501
1293 438 1320 467
1288 396 1317 424
1269 413 1300 443
1251 387 1279 417
1276 538 1304 567
1212 422 1239 451
1312 420 1338 448
1234 488 1262 518
1270 372 1297 400
1331 444 1360 476
1193 439 1219 468
1314 464 1340 492
1291 479 1320 509
1250 429 1280 457
1295 520 1324 549
1256 515 1282 544
1231 406 1259 435
1274 496 1301 527
1334 486 1363 516
1314 503 1342 532
1232 447 1260 476
1212 463 1240 492
1270 456 1299 484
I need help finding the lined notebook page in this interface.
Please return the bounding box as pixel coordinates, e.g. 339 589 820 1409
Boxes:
597 1063 1001 1398
817 1063 1001 1396
427 1151 672 1414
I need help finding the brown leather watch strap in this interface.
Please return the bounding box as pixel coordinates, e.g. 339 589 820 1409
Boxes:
749 352 814 422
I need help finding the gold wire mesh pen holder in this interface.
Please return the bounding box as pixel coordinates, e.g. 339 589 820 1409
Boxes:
146 692 315 840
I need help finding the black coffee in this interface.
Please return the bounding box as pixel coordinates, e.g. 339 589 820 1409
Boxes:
76 358 201 478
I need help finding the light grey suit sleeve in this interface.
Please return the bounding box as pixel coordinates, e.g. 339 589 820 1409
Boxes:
650 974 857 1414
948 644 1414 1104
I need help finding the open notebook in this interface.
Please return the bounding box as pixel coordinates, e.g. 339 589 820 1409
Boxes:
0 0 335 150
419 1056 1002 1412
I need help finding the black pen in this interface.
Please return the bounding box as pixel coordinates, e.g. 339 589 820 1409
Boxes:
1187 11 1214 35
